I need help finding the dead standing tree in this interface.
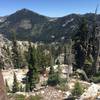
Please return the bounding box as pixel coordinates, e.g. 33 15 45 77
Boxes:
91 5 100 74
67 39 73 82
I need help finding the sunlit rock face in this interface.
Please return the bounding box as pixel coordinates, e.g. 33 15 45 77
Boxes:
0 71 7 100
0 34 37 69
19 19 32 29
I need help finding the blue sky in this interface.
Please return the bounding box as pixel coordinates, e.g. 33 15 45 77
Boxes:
0 0 100 17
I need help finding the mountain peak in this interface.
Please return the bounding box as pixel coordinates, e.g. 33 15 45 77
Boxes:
6 8 49 24
16 8 36 15
19 8 33 13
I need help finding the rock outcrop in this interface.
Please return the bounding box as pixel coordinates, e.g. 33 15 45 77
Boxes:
0 34 39 69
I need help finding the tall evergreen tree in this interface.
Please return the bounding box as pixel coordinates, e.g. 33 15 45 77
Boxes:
26 43 39 92
47 49 60 86
36 46 47 74
73 14 99 77
12 32 20 68
73 18 88 69
12 72 19 93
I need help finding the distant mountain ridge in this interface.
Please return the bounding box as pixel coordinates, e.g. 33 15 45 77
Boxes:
0 8 99 42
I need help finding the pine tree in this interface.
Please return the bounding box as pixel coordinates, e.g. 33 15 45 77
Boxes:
36 46 47 74
73 17 88 69
12 32 20 68
12 72 19 93
26 43 39 92
47 52 60 86
73 15 99 77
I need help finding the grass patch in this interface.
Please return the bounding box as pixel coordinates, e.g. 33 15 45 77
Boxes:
91 72 100 83
56 78 68 91
14 94 25 100
27 95 42 100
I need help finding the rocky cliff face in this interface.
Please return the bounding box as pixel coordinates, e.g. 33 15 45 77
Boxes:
0 34 13 69
0 34 35 69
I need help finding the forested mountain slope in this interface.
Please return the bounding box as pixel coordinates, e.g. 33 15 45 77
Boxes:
0 9 100 42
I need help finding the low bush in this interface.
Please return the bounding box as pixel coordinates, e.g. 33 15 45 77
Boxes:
56 78 68 91
14 94 25 100
27 95 42 100
91 72 100 83
91 76 100 83
72 81 84 97
47 72 60 86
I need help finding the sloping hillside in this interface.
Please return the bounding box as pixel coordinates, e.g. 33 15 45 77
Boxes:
0 9 100 42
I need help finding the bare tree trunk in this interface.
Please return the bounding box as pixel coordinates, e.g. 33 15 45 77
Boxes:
67 39 72 82
0 70 7 100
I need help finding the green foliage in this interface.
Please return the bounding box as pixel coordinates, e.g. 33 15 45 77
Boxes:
25 81 30 92
91 76 100 83
73 16 99 76
57 78 68 91
26 43 39 91
12 32 21 68
47 66 60 86
84 55 93 66
84 55 93 76
73 17 88 69
8 94 42 100
12 72 19 93
72 81 84 97
19 85 24 92
36 46 51 74
57 83 68 91
28 95 42 100
91 72 100 83
14 94 25 100
47 72 60 86
64 45 67 64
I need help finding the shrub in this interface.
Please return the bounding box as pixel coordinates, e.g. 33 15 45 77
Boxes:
47 72 60 86
56 78 68 91
14 94 25 100
27 95 42 100
57 83 69 91
91 71 100 83
91 76 100 83
72 81 84 97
